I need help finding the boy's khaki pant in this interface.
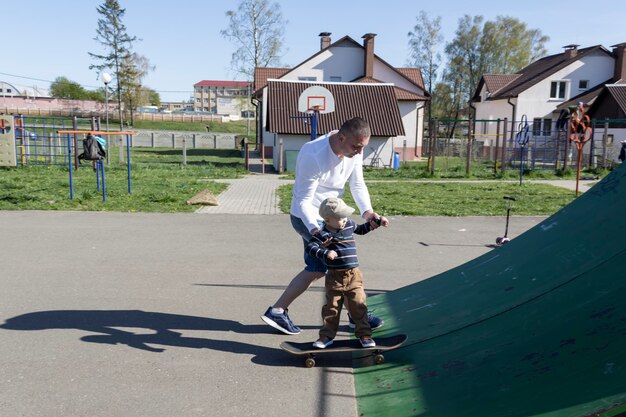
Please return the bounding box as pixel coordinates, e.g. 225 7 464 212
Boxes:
320 267 372 339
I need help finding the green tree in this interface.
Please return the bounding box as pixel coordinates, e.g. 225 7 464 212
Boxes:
50 77 90 99
147 89 161 107
119 52 155 125
480 16 548 74
220 0 286 80
408 11 444 96
88 0 137 126
443 15 548 121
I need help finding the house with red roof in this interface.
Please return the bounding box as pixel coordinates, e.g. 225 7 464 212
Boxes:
253 33 429 171
471 42 626 164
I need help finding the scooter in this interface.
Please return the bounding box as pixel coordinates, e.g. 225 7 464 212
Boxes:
496 196 516 246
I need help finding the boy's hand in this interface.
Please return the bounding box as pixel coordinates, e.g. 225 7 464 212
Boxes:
313 230 333 247
326 250 338 260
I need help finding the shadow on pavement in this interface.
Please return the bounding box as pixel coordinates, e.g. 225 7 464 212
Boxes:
0 309 338 367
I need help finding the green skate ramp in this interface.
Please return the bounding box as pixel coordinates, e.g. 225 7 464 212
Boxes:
356 164 626 417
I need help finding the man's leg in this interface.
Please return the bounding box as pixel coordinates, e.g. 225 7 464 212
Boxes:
262 270 324 335
274 269 325 310
261 214 325 335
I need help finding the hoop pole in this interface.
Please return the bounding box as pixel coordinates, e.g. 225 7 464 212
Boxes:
67 133 74 200
96 161 101 192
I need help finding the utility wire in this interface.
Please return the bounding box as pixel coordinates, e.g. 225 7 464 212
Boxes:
0 71 192 94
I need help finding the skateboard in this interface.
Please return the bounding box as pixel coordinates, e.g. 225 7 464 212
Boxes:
280 334 407 368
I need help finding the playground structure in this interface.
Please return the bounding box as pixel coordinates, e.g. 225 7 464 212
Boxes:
57 130 135 202
425 116 625 177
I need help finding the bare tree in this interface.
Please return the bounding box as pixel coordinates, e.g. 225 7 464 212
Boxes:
220 0 286 80
408 11 444 134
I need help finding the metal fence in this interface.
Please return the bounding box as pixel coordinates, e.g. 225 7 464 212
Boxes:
424 118 626 175
13 115 243 167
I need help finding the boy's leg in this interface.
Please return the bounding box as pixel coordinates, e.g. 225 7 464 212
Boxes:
345 269 372 338
319 271 344 341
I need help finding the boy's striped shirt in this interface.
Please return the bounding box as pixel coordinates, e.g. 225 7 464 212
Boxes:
306 219 372 270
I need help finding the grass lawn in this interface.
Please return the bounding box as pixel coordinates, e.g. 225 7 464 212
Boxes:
277 181 577 216
0 148 245 212
2 148 583 215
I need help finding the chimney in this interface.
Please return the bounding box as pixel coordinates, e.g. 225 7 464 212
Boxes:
362 33 377 78
319 32 332 50
611 43 626 82
563 44 579 59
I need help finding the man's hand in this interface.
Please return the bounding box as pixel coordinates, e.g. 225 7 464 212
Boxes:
326 250 338 260
363 211 389 229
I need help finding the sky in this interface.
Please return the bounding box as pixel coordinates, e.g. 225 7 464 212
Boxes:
2 0 624 102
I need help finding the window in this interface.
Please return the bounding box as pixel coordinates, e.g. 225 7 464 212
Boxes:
543 118 552 137
607 134 614 145
550 81 567 99
330 76 342 82
196 88 201 93
579 80 589 90
533 118 542 136
533 118 553 137
298 76 317 81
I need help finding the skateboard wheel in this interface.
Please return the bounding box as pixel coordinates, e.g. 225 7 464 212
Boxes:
305 358 316 368
374 354 385 365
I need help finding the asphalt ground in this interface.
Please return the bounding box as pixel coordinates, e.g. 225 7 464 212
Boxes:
0 211 545 417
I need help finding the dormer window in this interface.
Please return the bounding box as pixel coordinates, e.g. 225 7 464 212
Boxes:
550 81 567 99
579 80 589 90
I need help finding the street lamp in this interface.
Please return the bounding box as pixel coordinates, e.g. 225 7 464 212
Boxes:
101 72 112 132
101 72 112 164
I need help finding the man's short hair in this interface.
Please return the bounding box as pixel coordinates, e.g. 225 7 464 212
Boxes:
339 117 371 139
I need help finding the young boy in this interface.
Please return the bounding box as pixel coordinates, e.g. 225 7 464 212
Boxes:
306 197 377 349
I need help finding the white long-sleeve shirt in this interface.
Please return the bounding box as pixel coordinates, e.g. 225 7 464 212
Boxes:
290 132 373 232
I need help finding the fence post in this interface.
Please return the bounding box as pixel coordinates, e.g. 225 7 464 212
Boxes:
214 135 217 149
602 121 609 168
402 139 407 166
465 119 472 176
501 118 508 175
563 122 571 170
279 139 283 173
193 133 196 149
172 133 175 148
182 136 187 166
151 132 155 148
429 118 436 175
494 118 501 175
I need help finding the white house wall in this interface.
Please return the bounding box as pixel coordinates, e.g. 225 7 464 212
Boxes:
475 51 615 139
517 52 614 119
373 60 421 93
283 46 365 83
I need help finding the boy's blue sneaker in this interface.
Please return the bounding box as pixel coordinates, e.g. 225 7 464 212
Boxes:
261 307 302 335
348 312 384 331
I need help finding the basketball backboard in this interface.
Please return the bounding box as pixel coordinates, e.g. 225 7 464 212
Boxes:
298 86 335 114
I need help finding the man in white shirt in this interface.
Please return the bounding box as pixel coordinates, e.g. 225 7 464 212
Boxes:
261 117 389 334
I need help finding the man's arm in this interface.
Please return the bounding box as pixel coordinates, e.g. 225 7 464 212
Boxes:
348 158 389 229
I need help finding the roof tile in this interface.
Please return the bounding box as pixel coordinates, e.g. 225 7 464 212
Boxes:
266 81 405 136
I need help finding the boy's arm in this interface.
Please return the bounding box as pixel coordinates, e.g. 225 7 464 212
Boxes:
354 220 373 235
305 233 331 259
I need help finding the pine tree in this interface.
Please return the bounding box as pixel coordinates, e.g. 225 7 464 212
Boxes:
88 0 137 128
